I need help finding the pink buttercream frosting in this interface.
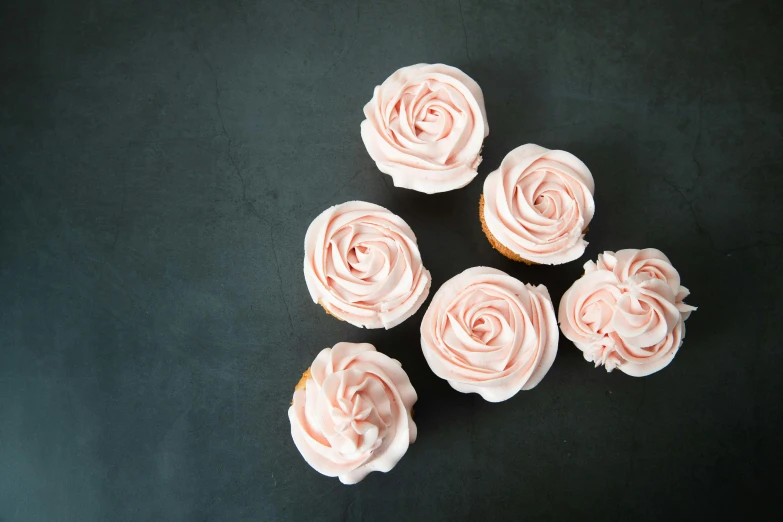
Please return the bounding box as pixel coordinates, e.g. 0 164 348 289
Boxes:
304 201 431 329
289 342 417 484
559 249 696 376
420 267 558 402
482 144 595 264
360 63 489 194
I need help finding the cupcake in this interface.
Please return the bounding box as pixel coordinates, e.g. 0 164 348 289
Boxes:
420 267 558 402
558 248 696 376
288 342 417 484
360 63 489 194
304 201 431 329
481 144 595 265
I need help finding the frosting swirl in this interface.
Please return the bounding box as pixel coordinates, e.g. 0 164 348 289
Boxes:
559 248 696 376
587 248 695 319
420 267 558 402
304 201 431 329
482 144 595 264
360 63 489 194
289 342 417 484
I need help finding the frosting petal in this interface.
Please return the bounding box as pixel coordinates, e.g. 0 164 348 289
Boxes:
289 343 417 484
420 267 558 402
361 64 489 194
304 201 431 329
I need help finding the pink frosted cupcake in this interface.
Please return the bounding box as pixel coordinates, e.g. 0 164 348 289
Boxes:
361 64 489 194
481 144 595 265
420 267 558 402
304 201 431 329
558 248 696 376
289 342 417 484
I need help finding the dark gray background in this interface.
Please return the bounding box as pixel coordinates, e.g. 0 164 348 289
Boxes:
2 0 782 520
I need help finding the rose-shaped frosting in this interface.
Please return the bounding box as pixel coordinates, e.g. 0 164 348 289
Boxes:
482 144 595 264
360 63 489 194
304 201 431 329
289 342 417 484
559 249 696 376
420 267 558 402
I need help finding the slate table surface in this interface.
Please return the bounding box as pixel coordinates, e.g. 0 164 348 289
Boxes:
2 0 782 520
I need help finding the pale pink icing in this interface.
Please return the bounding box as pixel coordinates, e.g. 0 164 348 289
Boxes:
482 144 595 265
304 201 431 329
289 342 417 484
586 248 695 320
420 267 558 402
559 248 696 376
360 63 489 194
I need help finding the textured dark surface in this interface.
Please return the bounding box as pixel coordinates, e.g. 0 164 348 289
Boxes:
2 0 782 520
